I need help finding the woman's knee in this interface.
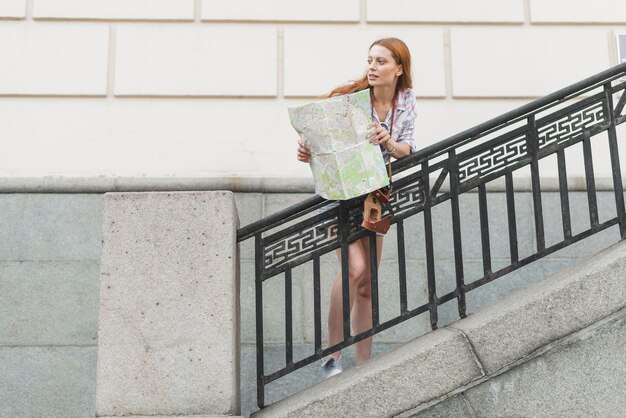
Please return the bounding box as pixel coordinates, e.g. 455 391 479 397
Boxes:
348 260 366 284
356 274 372 298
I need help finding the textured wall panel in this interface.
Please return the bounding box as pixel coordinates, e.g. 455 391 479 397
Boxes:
201 0 359 22
96 192 239 416
530 0 626 23
0 0 25 18
367 0 524 23
0 194 102 260
0 98 307 177
115 26 277 96
0 24 108 95
33 0 194 20
0 347 96 417
451 28 610 97
0 262 100 345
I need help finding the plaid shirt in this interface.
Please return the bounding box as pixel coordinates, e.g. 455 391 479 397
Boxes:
372 88 418 162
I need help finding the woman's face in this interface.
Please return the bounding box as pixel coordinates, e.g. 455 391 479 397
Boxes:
367 45 402 88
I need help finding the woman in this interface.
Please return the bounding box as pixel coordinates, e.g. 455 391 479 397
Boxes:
297 37 418 377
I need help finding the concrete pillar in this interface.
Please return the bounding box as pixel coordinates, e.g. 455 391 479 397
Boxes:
95 191 240 417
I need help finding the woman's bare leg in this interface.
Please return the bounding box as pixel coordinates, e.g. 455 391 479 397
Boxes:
351 235 384 364
326 240 366 360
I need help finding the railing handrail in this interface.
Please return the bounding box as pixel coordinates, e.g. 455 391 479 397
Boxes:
237 61 626 242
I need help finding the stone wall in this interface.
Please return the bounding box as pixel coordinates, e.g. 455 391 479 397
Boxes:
0 194 102 417
0 190 623 416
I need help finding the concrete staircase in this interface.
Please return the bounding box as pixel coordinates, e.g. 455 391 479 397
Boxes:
253 240 626 417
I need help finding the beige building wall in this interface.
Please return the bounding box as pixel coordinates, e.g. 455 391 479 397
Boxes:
0 0 625 181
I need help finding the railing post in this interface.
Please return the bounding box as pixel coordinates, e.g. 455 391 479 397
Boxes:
255 233 265 409
369 232 380 327
556 148 572 240
527 115 546 253
422 162 439 330
505 171 520 263
582 131 599 227
313 256 323 355
604 82 626 238
285 268 293 366
478 183 491 277
339 201 352 341
449 150 467 318
396 218 408 314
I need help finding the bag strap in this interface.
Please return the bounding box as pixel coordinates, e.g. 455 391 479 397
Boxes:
387 104 396 183
371 91 397 184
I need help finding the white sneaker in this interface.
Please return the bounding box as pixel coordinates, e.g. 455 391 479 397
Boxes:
321 354 342 378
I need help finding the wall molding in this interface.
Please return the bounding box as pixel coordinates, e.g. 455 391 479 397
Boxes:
0 176 622 193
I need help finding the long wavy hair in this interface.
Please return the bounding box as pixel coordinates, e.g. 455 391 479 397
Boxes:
326 37 413 98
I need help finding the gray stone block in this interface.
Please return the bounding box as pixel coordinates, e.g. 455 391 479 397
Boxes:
465 257 576 313
563 311 626 400
540 191 569 249
378 218 421 263
286 256 333 346
234 193 263 261
404 394 474 418
96 192 240 416
435 298 465 330
463 311 626 417
240 260 258 345
549 224 621 260
402 212 426 261
100 416 240 418
240 260 305 345
402 192 535 263
0 261 100 345
234 193 264 228
449 240 626 374
369 259 430 343
264 193 314 218
379 223 400 262
434 257 578 327
461 192 534 261
435 255 516 303
253 329 483 418
0 194 102 261
0 346 96 418
542 191 622 258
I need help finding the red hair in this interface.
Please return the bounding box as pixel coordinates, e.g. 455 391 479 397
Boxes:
327 37 413 98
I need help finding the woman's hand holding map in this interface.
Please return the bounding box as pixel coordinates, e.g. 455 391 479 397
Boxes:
296 138 311 163
367 122 391 146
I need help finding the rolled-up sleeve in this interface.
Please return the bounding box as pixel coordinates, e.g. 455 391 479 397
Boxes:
397 91 418 153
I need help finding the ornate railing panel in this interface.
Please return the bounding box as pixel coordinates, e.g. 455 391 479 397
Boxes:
237 63 626 409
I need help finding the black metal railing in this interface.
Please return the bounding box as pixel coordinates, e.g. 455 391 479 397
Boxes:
237 62 626 409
